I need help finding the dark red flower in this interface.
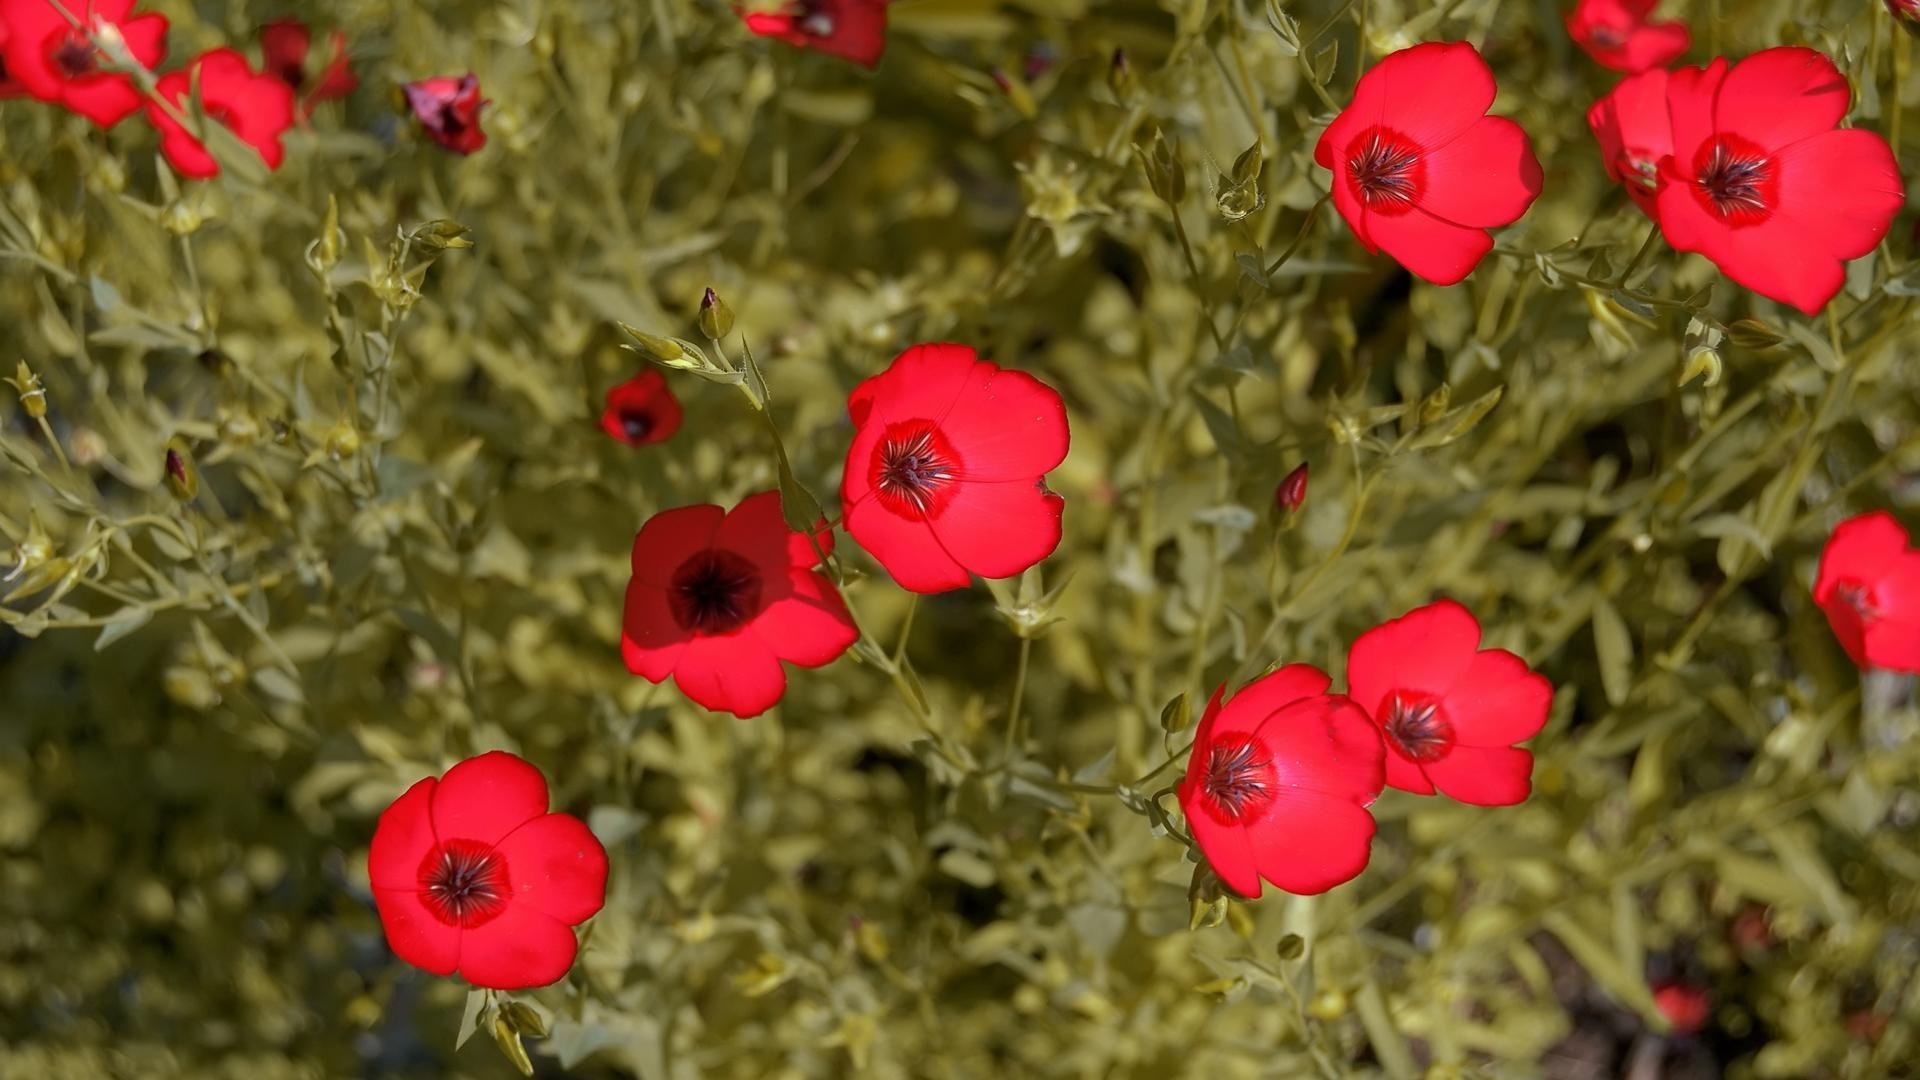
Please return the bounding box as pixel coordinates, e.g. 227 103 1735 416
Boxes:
599 370 683 447
1567 0 1690 73
145 49 295 180
0 0 169 127
841 343 1069 594
1314 43 1543 287
260 18 355 116
0 21 25 98
1345 599 1550 806
404 74 487 155
1275 462 1309 514
1176 665 1385 897
1813 511 1920 673
740 0 887 69
1652 983 1711 1035
622 491 858 718
369 751 608 991
1587 68 1671 219
1656 48 1904 316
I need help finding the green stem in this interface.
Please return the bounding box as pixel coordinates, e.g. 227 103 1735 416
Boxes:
1264 195 1328 276
1005 636 1032 760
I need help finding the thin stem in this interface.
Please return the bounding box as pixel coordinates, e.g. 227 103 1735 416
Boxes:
893 594 918 666
1005 636 1032 760
1616 222 1661 285
1265 195 1329 275
1169 209 1230 353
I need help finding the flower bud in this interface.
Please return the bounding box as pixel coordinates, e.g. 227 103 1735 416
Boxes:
699 287 735 340
1276 933 1305 960
164 439 198 501
1418 383 1451 425
501 1001 548 1039
1275 462 1309 514
1159 692 1192 733
1107 48 1135 101
1136 127 1185 205
490 1013 535 1077
160 199 204 237
6 361 46 419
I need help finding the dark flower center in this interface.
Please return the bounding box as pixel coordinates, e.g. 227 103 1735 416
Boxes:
619 409 653 441
417 839 510 928
797 2 837 37
1383 692 1453 763
1200 736 1273 820
1694 137 1774 224
1587 23 1628 49
1836 580 1877 619
273 58 307 91
1347 128 1424 214
669 549 763 634
871 423 959 516
51 31 99 78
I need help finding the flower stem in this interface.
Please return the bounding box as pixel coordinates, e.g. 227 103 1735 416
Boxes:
1005 635 1032 761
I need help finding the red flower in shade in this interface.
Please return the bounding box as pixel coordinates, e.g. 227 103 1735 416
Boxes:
622 491 858 718
1176 664 1385 897
1345 600 1550 806
1812 511 1920 673
1888 0 1920 39
841 343 1069 594
260 18 356 116
599 370 683 447
1652 983 1711 1035
145 49 295 180
404 74 487 155
1314 43 1543 286
1587 68 1671 219
369 751 608 991
1656 48 1904 316
1567 0 1690 73
1 21 25 98
740 0 887 69
0 0 168 128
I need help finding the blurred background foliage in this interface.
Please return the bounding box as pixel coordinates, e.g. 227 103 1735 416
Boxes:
3 0 1919 1076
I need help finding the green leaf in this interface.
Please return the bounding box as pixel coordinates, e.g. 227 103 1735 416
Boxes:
94 607 154 651
1591 595 1633 707
456 989 489 1050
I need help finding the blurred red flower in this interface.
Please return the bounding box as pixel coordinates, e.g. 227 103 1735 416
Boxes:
1177 664 1385 897
1587 68 1671 219
146 49 295 179
260 18 355 116
741 0 887 69
369 751 608 991
1813 511 1920 673
1567 0 1690 73
0 21 24 98
841 343 1068 593
600 370 683 447
1314 42 1542 286
1346 599 1550 806
1652 983 1710 1034
1890 0 1920 38
622 491 857 717
0 0 168 127
1656 48 1904 316
404 73 487 155
1275 462 1309 515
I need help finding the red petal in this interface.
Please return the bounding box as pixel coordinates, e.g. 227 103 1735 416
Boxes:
845 494 970 593
1363 42 1496 151
1261 695 1386 806
119 12 170 68
1612 22 1689 73
456 903 579 990
1662 58 1729 173
673 632 787 718
717 490 829 575
1364 207 1495 286
1713 47 1850 155
631 504 723 588
927 479 1064 581
1245 792 1377 894
859 343 980 426
1180 790 1263 898
1773 129 1905 261
371 883 461 976
493 813 608 925
430 751 550 847
1862 614 1920 673
1210 664 1334 742
59 74 144 129
1441 648 1552 747
1345 599 1482 717
1424 745 1533 806
1326 158 1378 252
752 568 858 667
1418 116 1542 229
368 776 439 890
1652 180 1845 316
1813 512 1911 605
937 365 1069 481
621 578 690 681
1384 752 1435 795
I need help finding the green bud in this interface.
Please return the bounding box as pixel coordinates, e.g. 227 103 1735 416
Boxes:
1136 127 1185 205
6 361 47 419
490 1014 535 1077
1107 48 1135 101
501 1001 548 1039
1277 933 1305 961
1159 693 1192 733
700 287 735 340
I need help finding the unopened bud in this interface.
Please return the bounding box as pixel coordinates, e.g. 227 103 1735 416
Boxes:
164 439 198 501
1159 692 1192 733
1136 127 1186 205
1276 933 1305 961
1418 383 1452 425
501 1001 548 1039
161 200 203 237
490 1013 535 1077
1107 48 1135 100
1275 462 1309 515
1679 346 1722 388
6 361 47 419
699 287 735 340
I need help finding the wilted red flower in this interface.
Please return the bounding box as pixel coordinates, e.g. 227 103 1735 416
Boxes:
1177 664 1385 897
145 49 295 180
622 491 857 718
1656 48 1904 316
1346 599 1550 806
740 0 887 69
1813 511 1920 673
369 751 608 990
1314 42 1542 286
841 343 1068 594
1275 462 1309 514
599 370 683 447
1587 68 1671 219
404 74 487 155
0 0 169 127
260 18 355 115
1652 983 1711 1035
1567 0 1690 73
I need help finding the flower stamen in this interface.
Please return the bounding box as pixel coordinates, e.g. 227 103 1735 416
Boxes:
670 549 763 634
1202 737 1273 819
1383 693 1453 763
418 840 510 928
1348 129 1423 211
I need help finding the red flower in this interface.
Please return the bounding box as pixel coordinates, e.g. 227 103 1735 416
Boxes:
260 18 355 116
0 21 25 98
740 0 887 69
841 343 1069 594
1314 42 1543 286
622 491 857 718
1812 511 1920 673
1345 599 1550 806
1889 0 1920 39
369 751 608 991
1655 48 1904 316
1567 0 1690 73
1176 664 1385 897
1587 68 1671 219
145 49 295 180
0 0 169 128
599 370 683 447
404 74 487 155
1652 983 1711 1035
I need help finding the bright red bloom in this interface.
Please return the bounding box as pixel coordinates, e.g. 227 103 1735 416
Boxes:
622 491 857 718
1812 511 1920 673
145 49 295 180
1567 0 1690 73
1652 983 1711 1035
740 0 887 69
260 18 355 116
1345 600 1550 806
1587 68 1671 220
600 370 683 447
369 751 608 991
1177 665 1385 898
0 0 169 128
404 74 487 155
1656 48 1904 316
1314 42 1543 287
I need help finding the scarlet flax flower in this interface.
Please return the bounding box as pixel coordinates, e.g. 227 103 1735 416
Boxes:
1656 47 1904 316
1346 599 1551 806
1315 42 1543 286
1567 0 1690 73
622 490 857 718
1652 983 1711 1035
1812 511 1920 673
1587 68 1671 220
369 751 608 990
146 49 295 179
599 370 683 447
740 0 887 69
404 73 487 155
1177 664 1386 897
841 343 1069 594
260 18 355 115
0 0 169 127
